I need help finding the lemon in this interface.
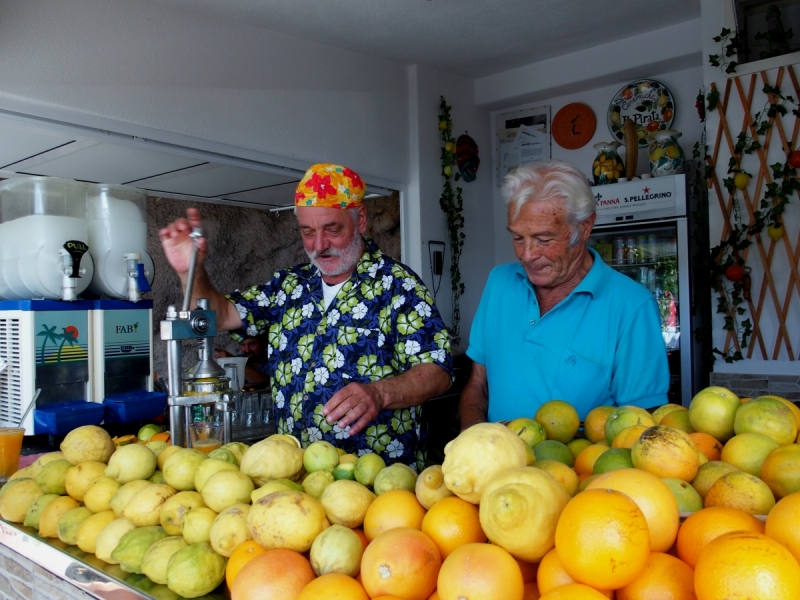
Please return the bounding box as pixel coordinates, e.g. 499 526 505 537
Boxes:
415 464 454 509
442 423 528 504
209 503 251 557
319 479 376 528
733 172 750 189
310 524 364 577
479 466 570 561
354 453 386 487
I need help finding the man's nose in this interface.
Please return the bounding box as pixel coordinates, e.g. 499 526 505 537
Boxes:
313 232 329 253
521 239 542 261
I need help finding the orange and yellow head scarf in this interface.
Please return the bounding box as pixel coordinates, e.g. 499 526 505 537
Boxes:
295 163 365 209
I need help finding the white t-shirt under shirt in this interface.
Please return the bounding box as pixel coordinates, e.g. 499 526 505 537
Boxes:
322 280 346 311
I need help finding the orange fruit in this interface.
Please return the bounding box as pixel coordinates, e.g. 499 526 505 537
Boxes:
592 447 633 474
734 397 798 445
535 400 580 444
691 460 739 500
508 417 548 448
586 468 679 552
437 542 524 600
661 477 704 512
611 424 648 449
615 552 695 600
352 527 368 551
760 443 800 499
537 547 575 595
226 539 267 589
704 470 775 515
574 444 610 476
758 394 800 429
721 432 779 476
534 440 574 467
688 432 723 461
604 406 655 445
421 496 486 558
584 406 615 443
363 489 426 541
631 425 699 482
659 409 695 434
566 438 592 459
766 492 800 564
676 506 765 568
539 583 611 599
429 592 440 600
688 386 741 442
149 431 171 443
230 548 315 600
554 488 650 589
651 403 686 424
361 528 441 600
694 531 800 600
533 459 579 496
296 573 369 600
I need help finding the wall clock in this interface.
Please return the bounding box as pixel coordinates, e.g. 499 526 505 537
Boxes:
552 103 596 150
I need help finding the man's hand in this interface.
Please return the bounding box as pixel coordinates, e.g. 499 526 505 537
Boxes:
323 383 385 436
158 208 208 280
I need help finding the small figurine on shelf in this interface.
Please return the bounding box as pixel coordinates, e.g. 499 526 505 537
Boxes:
592 141 624 185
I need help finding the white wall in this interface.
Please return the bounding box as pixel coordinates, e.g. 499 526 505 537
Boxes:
0 0 409 185
483 70 705 264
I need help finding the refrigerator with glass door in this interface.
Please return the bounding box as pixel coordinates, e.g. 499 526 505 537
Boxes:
589 173 707 407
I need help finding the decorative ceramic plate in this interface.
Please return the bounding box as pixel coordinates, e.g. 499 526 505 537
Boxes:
607 79 675 147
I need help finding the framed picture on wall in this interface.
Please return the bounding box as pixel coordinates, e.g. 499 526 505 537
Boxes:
732 0 800 65
494 105 550 186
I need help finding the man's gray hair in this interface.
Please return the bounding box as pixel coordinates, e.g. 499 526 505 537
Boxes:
503 160 596 247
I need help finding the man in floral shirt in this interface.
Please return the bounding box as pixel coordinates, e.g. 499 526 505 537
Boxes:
160 164 453 469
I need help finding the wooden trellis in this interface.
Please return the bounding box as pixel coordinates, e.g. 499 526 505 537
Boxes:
707 64 800 361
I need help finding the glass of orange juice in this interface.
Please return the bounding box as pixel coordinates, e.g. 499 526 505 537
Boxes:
189 422 222 455
0 428 25 482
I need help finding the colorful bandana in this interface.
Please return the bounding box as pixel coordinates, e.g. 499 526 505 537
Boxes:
294 163 365 209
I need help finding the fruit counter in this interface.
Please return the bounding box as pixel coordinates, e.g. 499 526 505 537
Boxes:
2 388 800 599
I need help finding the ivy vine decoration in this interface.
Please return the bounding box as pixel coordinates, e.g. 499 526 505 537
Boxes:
708 28 742 74
438 96 466 341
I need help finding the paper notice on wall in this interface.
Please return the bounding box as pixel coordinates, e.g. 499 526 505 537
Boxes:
495 105 550 186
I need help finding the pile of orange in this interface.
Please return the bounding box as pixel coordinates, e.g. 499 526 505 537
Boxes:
221 393 800 599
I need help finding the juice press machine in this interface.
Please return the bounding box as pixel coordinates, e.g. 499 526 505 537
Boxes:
160 226 235 448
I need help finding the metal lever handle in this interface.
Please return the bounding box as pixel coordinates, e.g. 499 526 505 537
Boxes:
182 226 204 312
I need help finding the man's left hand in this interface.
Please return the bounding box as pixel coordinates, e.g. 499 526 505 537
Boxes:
323 383 385 436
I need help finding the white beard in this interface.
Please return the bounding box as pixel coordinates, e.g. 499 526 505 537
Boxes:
307 234 364 277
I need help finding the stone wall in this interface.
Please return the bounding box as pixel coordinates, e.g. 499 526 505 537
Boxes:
145 194 400 379
710 373 800 401
0 543 94 600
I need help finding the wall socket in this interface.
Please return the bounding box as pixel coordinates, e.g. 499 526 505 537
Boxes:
432 250 443 275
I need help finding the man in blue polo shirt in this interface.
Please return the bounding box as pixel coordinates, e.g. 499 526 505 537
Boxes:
459 160 668 428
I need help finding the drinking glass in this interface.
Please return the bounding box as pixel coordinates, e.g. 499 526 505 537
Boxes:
240 393 259 428
260 393 273 425
189 422 222 454
0 428 25 482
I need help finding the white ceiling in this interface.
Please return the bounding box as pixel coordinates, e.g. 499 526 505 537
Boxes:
155 0 701 79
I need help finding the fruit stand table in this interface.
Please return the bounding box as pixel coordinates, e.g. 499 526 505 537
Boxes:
0 519 224 600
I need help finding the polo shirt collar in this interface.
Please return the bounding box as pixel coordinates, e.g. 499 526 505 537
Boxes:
513 247 612 299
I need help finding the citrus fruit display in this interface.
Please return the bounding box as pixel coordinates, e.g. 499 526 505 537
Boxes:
8 395 800 599
694 531 800 600
437 542 524 600
421 496 486 558
361 528 441 600
535 400 580 443
676 506 765 568
586 468 679 552
555 488 650 589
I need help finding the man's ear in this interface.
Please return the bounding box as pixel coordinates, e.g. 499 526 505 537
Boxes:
357 204 368 235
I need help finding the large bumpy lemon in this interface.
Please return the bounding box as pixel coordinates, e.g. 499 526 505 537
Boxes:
478 466 570 562
441 423 528 504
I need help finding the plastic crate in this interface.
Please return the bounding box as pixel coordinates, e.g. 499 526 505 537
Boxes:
33 401 105 435
102 391 167 424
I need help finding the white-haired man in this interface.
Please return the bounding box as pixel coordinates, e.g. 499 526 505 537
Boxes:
459 160 668 429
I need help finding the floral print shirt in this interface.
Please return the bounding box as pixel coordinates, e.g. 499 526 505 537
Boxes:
226 238 453 470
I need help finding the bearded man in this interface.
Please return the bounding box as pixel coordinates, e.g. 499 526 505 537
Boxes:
160 163 452 468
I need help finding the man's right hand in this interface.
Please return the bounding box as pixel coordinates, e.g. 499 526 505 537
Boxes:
158 208 208 280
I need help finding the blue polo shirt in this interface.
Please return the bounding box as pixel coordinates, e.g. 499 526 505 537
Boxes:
467 249 668 421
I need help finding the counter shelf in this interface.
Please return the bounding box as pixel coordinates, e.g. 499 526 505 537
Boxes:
0 518 228 600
